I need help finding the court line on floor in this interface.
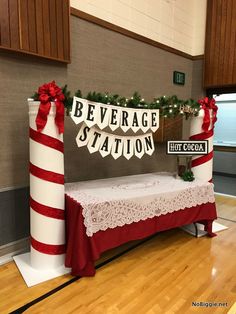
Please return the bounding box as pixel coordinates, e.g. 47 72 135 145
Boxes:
215 192 236 199
218 216 236 223
10 233 158 314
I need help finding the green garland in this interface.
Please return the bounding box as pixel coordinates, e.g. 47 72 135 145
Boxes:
33 85 201 119
181 170 195 181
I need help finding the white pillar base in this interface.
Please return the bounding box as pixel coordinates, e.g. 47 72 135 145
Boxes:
180 221 228 237
13 252 71 287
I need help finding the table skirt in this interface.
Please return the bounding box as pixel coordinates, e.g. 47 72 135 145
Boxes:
65 195 217 276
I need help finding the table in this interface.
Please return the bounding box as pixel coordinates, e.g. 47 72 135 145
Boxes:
65 172 217 276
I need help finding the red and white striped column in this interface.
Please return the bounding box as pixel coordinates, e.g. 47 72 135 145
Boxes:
29 101 66 270
189 109 214 182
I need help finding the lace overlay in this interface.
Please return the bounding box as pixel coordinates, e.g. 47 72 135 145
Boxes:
65 173 215 237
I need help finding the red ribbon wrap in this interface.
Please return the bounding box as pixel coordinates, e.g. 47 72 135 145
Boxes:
35 81 65 134
29 162 64 185
31 236 66 255
30 196 65 220
29 127 64 153
198 97 218 133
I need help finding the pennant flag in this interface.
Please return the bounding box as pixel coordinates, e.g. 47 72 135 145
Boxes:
99 134 114 157
111 135 124 159
150 110 159 132
140 110 150 133
120 108 131 132
76 123 93 147
144 134 155 156
109 106 121 131
71 97 88 125
130 110 141 133
87 129 105 154
97 104 112 130
84 102 98 128
134 136 145 159
123 136 134 160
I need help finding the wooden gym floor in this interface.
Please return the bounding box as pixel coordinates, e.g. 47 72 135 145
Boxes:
0 195 235 314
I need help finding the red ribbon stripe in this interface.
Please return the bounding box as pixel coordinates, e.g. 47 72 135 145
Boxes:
30 196 65 220
30 162 64 185
192 150 214 168
31 236 66 255
29 127 64 153
190 129 214 141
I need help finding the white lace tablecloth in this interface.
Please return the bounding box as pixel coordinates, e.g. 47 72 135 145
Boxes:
65 172 215 237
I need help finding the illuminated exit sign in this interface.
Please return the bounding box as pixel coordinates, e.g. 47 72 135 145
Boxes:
173 71 185 85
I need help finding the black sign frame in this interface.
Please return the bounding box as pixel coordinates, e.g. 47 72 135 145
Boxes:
167 140 208 155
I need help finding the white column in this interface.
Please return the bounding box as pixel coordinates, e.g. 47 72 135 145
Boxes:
189 109 214 182
28 101 65 270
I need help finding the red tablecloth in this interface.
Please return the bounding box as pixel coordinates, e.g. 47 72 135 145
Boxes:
65 195 217 276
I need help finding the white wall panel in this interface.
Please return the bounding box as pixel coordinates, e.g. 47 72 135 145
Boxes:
70 0 207 55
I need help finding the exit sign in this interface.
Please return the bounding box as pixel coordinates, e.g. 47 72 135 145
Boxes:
173 71 185 85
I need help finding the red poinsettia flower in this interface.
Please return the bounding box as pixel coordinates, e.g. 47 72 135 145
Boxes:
198 97 216 109
198 96 218 132
39 93 50 103
37 80 64 101
57 93 65 101
36 81 65 134
38 83 49 96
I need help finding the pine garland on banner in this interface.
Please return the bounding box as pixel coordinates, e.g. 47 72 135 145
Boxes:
32 84 200 120
31 81 217 162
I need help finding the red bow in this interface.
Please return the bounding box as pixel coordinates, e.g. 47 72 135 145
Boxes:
198 97 218 133
35 81 65 134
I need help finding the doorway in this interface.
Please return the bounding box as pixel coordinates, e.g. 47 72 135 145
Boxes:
212 93 236 196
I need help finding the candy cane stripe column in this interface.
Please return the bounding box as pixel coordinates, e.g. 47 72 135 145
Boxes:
189 109 214 182
29 101 66 270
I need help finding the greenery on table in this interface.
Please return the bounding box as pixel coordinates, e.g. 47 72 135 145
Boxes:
181 170 195 181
